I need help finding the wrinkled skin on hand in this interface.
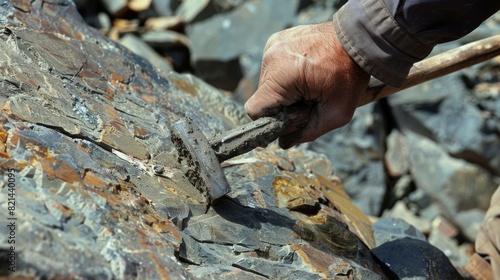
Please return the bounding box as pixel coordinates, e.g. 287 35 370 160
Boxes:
244 22 370 149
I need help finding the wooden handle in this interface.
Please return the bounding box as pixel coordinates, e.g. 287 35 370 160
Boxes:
358 34 500 106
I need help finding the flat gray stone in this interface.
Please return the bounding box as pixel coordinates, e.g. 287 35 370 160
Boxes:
373 217 427 247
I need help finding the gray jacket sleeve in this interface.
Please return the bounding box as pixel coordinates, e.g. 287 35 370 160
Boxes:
334 0 500 87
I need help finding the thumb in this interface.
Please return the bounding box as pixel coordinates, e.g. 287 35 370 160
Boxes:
244 80 297 120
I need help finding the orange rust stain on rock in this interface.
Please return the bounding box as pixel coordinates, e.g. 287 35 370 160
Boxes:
35 157 82 185
106 87 115 95
109 120 124 131
2 102 13 116
114 188 134 205
285 172 323 197
136 228 149 238
74 32 84 41
104 88 115 101
147 250 172 280
78 69 99 79
109 77 128 90
87 187 119 206
0 127 8 145
0 151 11 158
12 0 31 12
100 126 119 141
103 104 125 126
317 175 350 202
7 131 53 160
272 175 315 209
251 191 266 208
100 123 150 160
108 211 119 220
7 162 28 171
316 174 375 249
109 73 125 83
170 75 199 96
103 94 114 102
133 126 150 139
0 126 10 158
141 214 158 227
132 196 151 209
83 171 108 188
23 141 52 160
290 244 337 276
140 94 157 104
153 221 183 242
150 240 161 246
50 201 74 218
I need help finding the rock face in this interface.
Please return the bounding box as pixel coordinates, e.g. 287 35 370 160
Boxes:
0 1 386 279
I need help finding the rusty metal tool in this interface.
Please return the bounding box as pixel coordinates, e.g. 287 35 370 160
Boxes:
171 34 500 204
170 106 309 204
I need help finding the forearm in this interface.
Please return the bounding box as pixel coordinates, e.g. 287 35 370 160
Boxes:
334 0 500 87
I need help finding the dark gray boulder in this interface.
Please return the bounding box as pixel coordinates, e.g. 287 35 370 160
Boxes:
372 238 463 279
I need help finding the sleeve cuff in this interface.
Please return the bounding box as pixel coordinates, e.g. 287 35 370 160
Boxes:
333 0 433 87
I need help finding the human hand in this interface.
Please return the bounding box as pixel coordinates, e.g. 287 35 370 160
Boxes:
244 22 370 148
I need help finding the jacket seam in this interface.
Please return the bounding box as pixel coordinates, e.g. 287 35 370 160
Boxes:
376 0 430 53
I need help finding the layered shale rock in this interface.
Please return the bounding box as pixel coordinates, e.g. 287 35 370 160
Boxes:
0 1 387 278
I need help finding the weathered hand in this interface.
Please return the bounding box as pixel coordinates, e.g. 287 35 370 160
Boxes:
244 22 370 148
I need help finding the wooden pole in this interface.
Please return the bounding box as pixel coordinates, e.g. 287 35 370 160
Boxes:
358 34 500 106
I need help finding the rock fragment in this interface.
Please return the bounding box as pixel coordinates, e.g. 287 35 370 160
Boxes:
428 216 472 267
383 201 432 235
372 238 463 279
384 129 410 177
372 217 426 247
175 0 211 23
405 130 496 216
454 209 486 242
152 0 178 17
144 16 183 31
101 0 128 17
